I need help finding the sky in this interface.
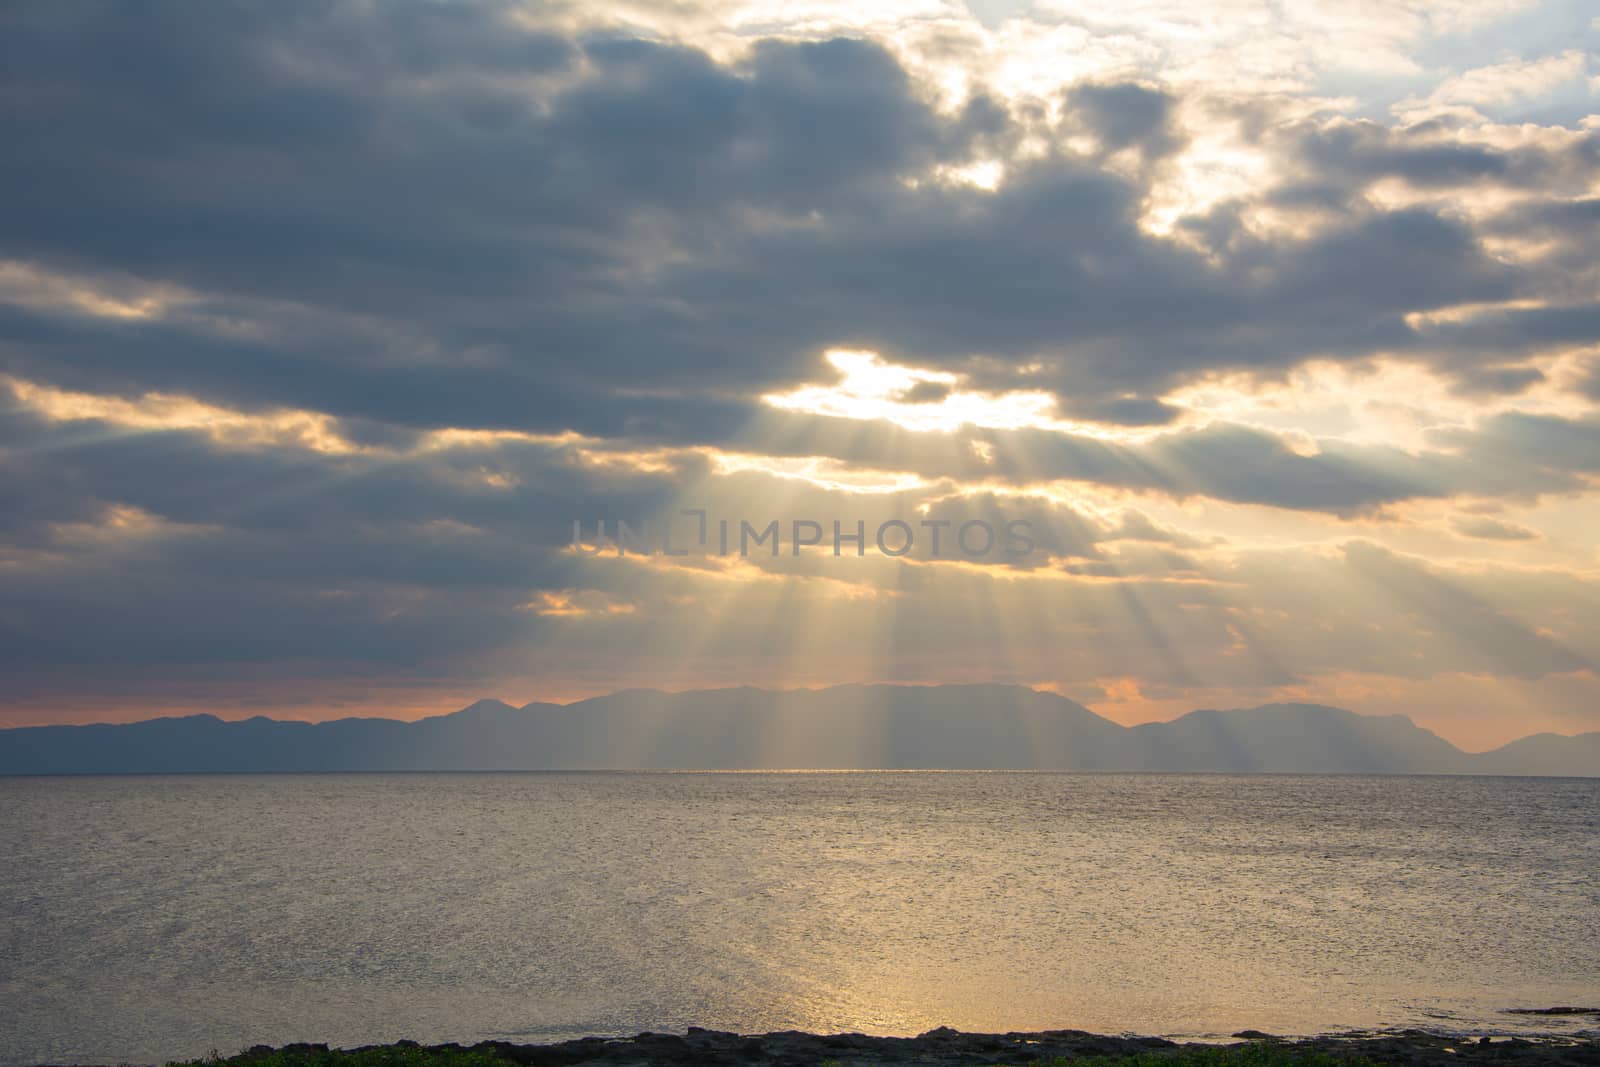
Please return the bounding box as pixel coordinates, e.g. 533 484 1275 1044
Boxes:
1 0 1598 750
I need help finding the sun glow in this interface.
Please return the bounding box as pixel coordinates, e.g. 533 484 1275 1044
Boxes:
0 259 184 321
520 590 638 617
5 374 367 455
763 350 1060 433
1163 357 1597 451
710 450 932 493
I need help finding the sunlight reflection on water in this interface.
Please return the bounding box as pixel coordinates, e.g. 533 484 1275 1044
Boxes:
1 772 1596 1064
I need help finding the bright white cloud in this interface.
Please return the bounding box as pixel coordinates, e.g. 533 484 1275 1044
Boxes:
1396 48 1593 120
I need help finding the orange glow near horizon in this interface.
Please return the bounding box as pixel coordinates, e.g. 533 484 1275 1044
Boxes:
5 668 1592 754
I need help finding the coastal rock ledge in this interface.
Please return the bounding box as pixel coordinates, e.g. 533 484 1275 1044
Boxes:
226 1025 1600 1067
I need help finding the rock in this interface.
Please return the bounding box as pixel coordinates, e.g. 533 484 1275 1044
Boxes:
217 1027 1600 1067
916 1027 963 1041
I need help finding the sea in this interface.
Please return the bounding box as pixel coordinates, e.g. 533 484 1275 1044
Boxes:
1 772 1596 1066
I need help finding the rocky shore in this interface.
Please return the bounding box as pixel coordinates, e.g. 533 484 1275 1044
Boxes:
229 1024 1600 1067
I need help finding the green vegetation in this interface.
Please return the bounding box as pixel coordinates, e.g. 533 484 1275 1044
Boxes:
174 1042 1390 1067
170 1045 512 1067
1029 1046 1385 1067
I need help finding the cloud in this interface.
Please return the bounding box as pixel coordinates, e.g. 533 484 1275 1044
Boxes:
1452 515 1539 541
0 0 1597 736
4 2 1591 431
1065 81 1185 159
1397 49 1593 120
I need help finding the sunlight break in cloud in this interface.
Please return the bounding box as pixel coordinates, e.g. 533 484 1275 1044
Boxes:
0 0 1595 748
763 349 1060 433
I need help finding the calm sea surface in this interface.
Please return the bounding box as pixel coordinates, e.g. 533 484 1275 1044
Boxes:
1 772 1597 1065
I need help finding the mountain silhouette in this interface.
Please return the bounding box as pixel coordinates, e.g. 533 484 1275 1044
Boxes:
0 685 1592 775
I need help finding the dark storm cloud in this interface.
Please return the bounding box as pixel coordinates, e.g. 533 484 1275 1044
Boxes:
0 1 987 404
0 299 762 439
3 0 1591 434
1065 82 1185 159
4 397 1597 692
1416 303 1600 359
2 0 1599 702
0 411 696 553
0 410 708 669
1285 118 1600 192
730 408 1600 515
613 156 1522 416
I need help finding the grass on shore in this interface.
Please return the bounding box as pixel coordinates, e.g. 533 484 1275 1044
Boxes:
1026 1050 1382 1067
170 1049 508 1067
170 1050 509 1067
169 1041 1386 1067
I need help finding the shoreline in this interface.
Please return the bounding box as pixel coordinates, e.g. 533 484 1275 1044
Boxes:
132 1025 1600 1067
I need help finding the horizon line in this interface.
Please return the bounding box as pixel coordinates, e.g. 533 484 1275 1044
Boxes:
3 682 1594 756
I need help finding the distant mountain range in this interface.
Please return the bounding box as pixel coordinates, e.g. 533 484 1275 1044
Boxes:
1 685 1595 776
